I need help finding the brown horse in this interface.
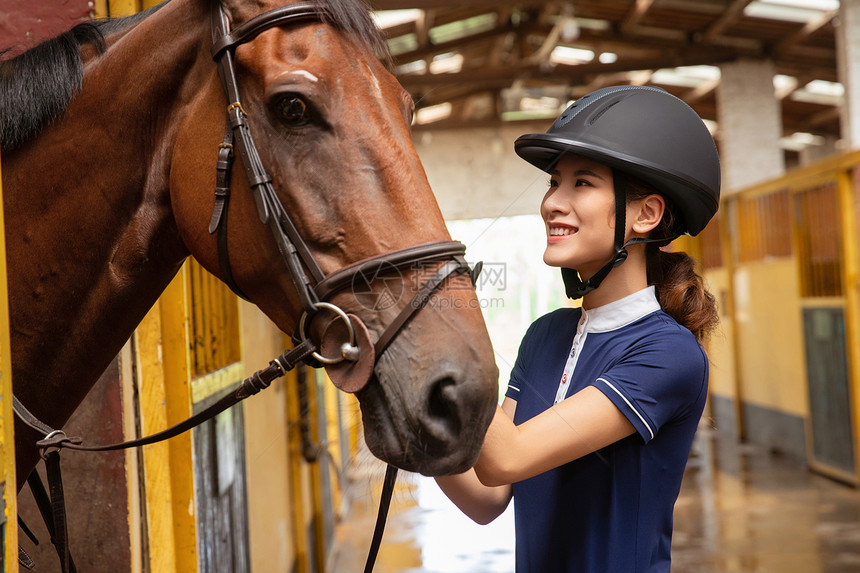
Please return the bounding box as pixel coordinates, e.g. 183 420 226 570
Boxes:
0 0 498 489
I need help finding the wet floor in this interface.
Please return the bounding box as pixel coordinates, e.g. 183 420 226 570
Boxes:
328 429 860 573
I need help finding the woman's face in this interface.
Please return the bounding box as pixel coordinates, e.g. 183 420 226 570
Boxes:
540 154 618 275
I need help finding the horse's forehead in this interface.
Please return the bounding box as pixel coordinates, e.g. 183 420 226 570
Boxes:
250 27 409 108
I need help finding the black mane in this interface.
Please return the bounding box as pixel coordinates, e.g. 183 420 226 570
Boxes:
0 0 389 152
0 5 164 151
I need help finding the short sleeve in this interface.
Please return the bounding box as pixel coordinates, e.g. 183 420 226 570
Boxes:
506 320 539 400
592 331 708 443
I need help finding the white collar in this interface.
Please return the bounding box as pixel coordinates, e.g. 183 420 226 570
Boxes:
579 286 661 333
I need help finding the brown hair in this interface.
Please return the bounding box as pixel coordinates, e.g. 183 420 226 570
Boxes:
625 178 719 342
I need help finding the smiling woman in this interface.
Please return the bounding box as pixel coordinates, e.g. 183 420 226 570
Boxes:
436 85 721 573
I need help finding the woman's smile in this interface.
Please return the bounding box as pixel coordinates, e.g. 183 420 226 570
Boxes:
547 222 578 242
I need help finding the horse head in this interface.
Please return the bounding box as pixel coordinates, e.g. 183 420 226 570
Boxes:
168 0 498 475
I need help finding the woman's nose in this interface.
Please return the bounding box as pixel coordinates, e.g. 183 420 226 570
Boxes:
542 187 569 216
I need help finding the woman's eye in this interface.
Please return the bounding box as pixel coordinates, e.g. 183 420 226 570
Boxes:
275 96 310 124
575 178 591 187
548 179 559 188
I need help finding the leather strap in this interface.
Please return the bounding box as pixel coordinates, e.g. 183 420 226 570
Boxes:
209 116 250 300
14 339 317 455
211 3 324 59
13 339 316 573
314 241 467 302
363 464 398 573
18 546 35 570
27 469 77 573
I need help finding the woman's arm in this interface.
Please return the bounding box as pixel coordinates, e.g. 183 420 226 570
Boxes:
434 398 516 524
474 386 635 486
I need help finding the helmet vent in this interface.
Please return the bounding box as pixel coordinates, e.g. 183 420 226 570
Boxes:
554 94 594 128
587 99 621 126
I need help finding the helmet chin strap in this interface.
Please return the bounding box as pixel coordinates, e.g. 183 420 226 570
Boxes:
561 170 677 300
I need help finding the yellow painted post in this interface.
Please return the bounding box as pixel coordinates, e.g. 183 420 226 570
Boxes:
347 393 361 458
158 265 198 571
119 341 143 573
0 150 20 572
134 265 198 573
324 380 344 512
286 368 310 573
720 197 746 439
837 167 860 481
107 0 141 17
135 307 179 573
307 375 326 570
93 0 109 18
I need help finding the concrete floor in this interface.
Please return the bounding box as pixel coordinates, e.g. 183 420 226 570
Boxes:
328 429 860 573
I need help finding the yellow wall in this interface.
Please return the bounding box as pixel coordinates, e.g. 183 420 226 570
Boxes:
704 268 736 400
239 300 298 572
731 260 808 416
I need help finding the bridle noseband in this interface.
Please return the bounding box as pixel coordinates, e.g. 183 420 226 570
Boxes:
208 1 478 377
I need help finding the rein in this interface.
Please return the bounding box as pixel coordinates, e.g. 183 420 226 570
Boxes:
14 2 482 572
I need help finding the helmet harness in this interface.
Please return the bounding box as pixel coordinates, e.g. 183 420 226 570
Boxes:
515 86 722 299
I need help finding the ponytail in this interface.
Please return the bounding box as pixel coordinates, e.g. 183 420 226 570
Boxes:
625 177 719 342
646 246 718 342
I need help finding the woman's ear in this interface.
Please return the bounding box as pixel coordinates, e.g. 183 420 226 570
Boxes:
630 194 666 234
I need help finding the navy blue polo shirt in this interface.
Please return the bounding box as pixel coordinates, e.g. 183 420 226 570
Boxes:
505 286 708 573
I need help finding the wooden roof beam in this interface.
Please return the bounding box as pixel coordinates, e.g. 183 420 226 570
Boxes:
529 14 563 65
393 21 519 64
415 10 435 49
370 0 542 10
398 51 738 90
775 76 800 100
773 8 837 56
620 0 657 35
701 0 753 44
684 77 720 104
806 106 840 128
488 7 515 67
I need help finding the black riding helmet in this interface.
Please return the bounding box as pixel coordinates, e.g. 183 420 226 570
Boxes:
515 85 721 299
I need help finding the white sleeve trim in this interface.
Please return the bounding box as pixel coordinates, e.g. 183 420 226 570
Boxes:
597 377 654 440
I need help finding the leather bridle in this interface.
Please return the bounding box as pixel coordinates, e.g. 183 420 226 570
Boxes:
210 4 482 569
208 1 477 378
14 3 480 572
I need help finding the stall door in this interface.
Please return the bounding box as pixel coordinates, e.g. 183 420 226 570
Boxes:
796 182 857 481
194 403 250 573
803 307 855 475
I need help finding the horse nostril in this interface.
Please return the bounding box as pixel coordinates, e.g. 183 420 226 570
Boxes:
427 376 461 437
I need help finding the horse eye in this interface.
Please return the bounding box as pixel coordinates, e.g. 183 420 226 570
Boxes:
275 96 309 124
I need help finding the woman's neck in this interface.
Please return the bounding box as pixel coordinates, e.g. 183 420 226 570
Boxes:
581 248 649 310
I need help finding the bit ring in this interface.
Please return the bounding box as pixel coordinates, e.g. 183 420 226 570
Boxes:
298 302 358 365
